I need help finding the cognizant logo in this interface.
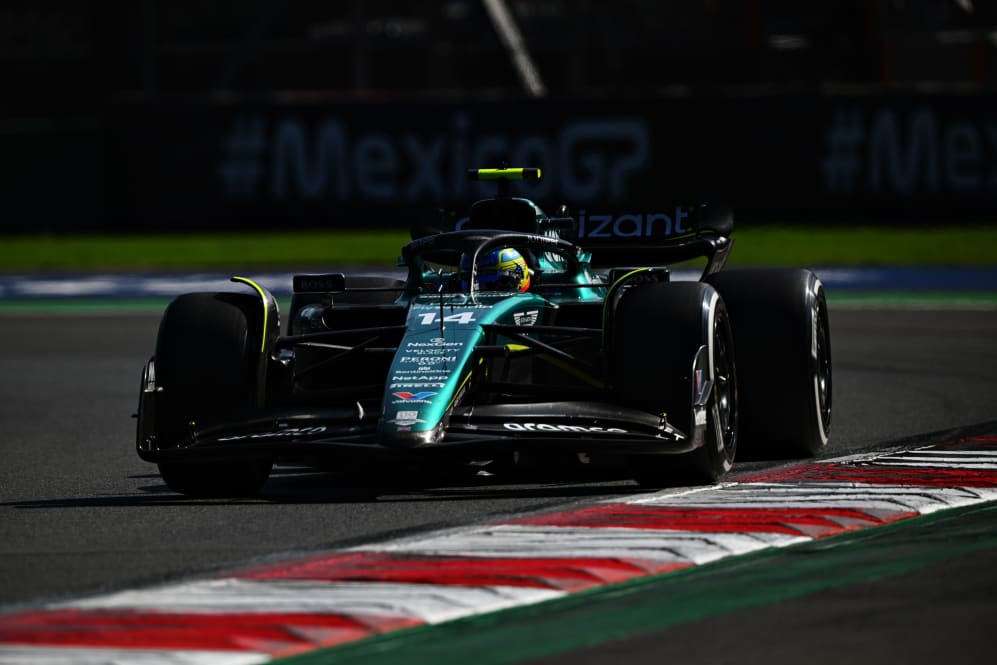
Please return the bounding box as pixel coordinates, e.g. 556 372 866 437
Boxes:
574 208 690 238
454 208 691 239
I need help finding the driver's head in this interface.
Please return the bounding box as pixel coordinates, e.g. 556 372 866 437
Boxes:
461 248 531 292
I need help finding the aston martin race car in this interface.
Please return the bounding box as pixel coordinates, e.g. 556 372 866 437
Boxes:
135 167 831 497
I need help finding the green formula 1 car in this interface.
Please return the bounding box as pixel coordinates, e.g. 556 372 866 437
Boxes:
136 167 831 496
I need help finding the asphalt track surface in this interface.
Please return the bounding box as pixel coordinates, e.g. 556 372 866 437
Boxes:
1 304 996 663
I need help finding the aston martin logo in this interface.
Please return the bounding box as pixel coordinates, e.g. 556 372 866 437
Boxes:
513 310 539 326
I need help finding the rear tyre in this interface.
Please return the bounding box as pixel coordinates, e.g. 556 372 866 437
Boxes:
611 282 737 486
153 293 272 497
706 269 831 458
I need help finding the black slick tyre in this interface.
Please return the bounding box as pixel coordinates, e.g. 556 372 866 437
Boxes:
611 281 737 486
706 269 831 458
153 292 272 497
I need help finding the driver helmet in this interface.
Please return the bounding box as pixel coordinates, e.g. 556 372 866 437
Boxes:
461 247 531 292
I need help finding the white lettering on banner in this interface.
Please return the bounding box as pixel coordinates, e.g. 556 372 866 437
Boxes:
822 106 997 195
560 121 649 200
272 121 349 198
220 113 650 203
867 110 940 194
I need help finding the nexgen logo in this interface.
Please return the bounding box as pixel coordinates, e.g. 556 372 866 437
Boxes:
503 423 626 433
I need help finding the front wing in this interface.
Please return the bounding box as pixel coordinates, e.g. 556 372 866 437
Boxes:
137 401 697 466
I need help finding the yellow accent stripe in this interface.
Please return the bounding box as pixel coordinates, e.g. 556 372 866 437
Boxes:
608 267 650 291
474 167 541 181
231 276 268 353
446 370 475 411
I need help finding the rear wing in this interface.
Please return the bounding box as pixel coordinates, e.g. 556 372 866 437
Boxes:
573 203 734 275
413 166 734 276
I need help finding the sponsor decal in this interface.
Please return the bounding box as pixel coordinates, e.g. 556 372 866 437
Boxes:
451 381 470 409
529 235 560 248
503 423 627 434
513 310 540 326
400 356 457 364
407 338 464 348
292 274 345 292
389 382 446 389
573 209 690 239
406 348 462 355
389 410 425 426
393 391 437 401
217 426 328 442
416 311 477 326
414 303 492 310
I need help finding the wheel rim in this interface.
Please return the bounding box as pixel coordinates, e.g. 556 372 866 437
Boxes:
814 298 832 434
712 308 737 459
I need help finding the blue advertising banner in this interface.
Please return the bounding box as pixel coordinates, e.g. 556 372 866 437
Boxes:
4 93 994 232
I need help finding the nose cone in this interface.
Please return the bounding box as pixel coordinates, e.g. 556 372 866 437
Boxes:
378 426 444 449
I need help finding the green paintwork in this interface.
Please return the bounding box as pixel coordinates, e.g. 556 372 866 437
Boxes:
380 292 549 439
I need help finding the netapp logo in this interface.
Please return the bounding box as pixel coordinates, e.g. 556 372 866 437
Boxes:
503 423 626 433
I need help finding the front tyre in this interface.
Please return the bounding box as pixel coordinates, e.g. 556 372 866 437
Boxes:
152 292 272 497
611 282 737 486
